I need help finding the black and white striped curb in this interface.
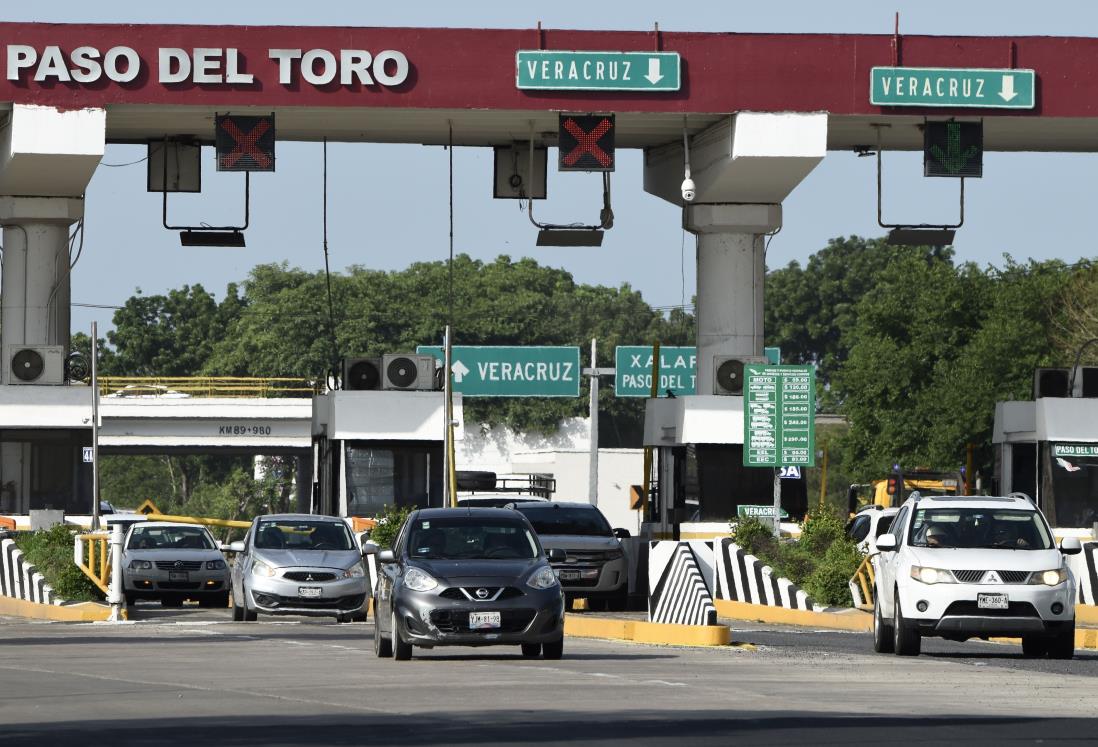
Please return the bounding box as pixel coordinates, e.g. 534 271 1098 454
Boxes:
648 541 717 626
715 538 822 612
1 538 62 605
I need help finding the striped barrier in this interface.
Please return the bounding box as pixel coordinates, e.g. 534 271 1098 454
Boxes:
648 541 717 626
1068 542 1098 605
715 538 822 612
1 538 62 605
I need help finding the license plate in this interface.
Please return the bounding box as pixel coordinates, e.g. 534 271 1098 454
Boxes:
558 570 580 581
469 611 501 630
168 571 188 582
298 586 322 598
977 592 1009 610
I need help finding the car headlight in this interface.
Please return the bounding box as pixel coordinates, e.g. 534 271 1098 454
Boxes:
341 562 366 579
252 559 277 578
206 560 226 570
605 548 625 561
128 560 152 571
527 565 559 590
1030 568 1068 586
402 567 438 592
910 566 956 584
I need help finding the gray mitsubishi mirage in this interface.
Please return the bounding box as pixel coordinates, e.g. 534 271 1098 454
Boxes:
229 514 369 623
369 508 566 660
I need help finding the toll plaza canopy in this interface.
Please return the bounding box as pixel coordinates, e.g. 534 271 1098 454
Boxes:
4 22 1098 151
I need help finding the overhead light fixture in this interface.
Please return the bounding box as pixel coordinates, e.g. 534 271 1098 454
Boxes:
536 229 604 247
886 228 955 247
179 230 246 247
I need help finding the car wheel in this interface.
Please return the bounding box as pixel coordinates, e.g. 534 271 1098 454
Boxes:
542 636 564 660
232 599 244 622
1047 620 1075 660
892 591 921 656
587 597 607 612
564 595 576 612
521 643 542 658
241 585 258 622
873 594 894 654
1021 635 1049 658
352 609 368 623
392 611 413 661
374 607 393 658
124 591 136 607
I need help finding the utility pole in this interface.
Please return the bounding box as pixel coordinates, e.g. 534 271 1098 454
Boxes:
588 338 598 506
90 321 101 531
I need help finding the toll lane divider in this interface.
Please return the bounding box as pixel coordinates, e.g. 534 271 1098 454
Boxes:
1067 541 1098 605
715 599 873 632
715 538 823 612
648 541 718 626
0 595 112 622
564 613 731 646
1 537 61 605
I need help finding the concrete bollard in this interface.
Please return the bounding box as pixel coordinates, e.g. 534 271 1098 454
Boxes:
107 523 124 621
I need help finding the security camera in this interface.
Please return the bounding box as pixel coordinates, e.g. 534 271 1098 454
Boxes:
681 176 696 202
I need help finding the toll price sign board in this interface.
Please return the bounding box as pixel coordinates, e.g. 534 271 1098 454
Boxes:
743 364 815 468
870 67 1035 109
614 346 696 397
417 346 580 398
516 51 681 92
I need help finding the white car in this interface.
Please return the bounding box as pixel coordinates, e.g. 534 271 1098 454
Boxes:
872 493 1081 658
845 506 899 554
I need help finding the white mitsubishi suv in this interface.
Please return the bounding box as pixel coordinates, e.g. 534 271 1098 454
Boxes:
873 493 1081 658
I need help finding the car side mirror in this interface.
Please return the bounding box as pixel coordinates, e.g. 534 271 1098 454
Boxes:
613 528 631 540
875 533 897 552
378 549 396 564
1060 536 1082 555
226 541 245 553
547 548 567 562
361 540 381 556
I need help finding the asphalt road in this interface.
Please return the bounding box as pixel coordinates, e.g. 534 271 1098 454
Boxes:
1 606 1097 746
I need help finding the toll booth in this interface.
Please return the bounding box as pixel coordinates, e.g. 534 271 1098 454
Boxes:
641 395 806 539
311 390 461 517
994 397 1098 529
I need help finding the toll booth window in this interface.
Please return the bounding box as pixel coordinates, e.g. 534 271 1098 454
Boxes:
1048 445 1098 527
344 441 443 515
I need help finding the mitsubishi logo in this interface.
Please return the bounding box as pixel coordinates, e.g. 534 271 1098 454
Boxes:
306 575 314 582
475 588 490 599
984 571 1002 584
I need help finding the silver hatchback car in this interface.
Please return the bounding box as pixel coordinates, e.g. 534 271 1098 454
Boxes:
229 514 369 623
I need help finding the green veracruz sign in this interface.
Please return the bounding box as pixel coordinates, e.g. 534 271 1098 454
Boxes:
516 50 681 92
870 67 1035 109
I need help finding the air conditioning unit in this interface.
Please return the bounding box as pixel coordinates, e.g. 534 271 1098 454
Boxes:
6 345 65 385
381 354 439 391
1034 368 1070 399
342 357 382 391
1073 366 1098 399
713 356 765 396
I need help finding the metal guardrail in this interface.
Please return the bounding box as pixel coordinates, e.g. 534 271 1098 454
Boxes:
849 554 877 610
74 533 111 595
97 376 318 398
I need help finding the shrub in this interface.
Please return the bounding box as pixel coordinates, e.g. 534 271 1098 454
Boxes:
368 505 413 550
804 540 864 607
730 515 777 558
13 525 104 602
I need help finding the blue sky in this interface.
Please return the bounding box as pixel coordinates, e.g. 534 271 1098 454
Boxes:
4 1 1096 335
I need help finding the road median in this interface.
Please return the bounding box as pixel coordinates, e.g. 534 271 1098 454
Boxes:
564 613 732 647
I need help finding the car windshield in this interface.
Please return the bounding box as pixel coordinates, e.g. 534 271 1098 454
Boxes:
515 505 612 537
127 525 215 551
254 520 355 551
910 508 1053 550
407 517 539 560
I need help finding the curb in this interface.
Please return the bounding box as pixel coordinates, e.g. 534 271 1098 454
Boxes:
0 595 113 622
564 613 732 647
715 599 872 632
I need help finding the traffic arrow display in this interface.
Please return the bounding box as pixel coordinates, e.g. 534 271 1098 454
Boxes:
418 346 581 397
870 67 1035 109
516 51 681 92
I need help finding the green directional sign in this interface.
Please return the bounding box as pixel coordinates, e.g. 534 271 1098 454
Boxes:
924 121 982 177
516 50 681 92
614 346 696 397
870 66 1035 109
738 504 790 520
744 364 816 468
417 346 580 397
1053 443 1098 458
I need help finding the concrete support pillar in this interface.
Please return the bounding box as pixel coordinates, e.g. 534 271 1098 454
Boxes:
0 197 84 354
685 203 781 395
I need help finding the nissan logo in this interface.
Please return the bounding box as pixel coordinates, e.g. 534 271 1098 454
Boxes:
475 588 490 599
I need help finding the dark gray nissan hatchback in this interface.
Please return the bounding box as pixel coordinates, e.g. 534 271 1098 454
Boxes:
369 508 566 661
